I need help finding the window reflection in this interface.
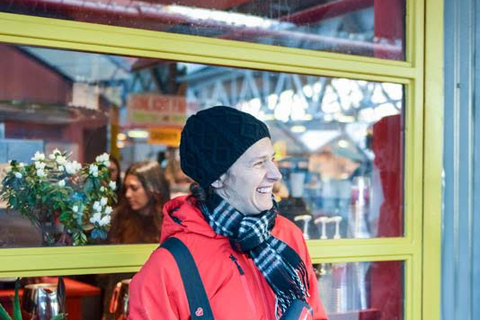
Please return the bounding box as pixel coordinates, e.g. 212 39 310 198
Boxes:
0 44 404 247
315 261 404 320
182 66 404 239
1 0 405 60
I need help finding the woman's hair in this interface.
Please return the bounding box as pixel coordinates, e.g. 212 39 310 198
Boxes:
190 170 235 203
109 161 170 244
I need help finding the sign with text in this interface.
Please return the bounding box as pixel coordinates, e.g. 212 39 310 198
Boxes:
127 94 187 127
148 127 182 147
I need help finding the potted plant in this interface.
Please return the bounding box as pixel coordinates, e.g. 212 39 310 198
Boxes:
1 150 117 246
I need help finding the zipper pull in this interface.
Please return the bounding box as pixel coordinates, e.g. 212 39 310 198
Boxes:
229 254 245 275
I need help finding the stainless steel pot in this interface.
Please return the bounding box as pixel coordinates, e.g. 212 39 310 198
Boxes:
109 279 131 320
22 283 66 320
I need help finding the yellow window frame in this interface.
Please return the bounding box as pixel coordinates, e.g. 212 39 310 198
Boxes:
0 0 442 319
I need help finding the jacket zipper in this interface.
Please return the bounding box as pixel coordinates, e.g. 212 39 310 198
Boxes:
229 254 244 274
248 258 275 320
230 254 257 315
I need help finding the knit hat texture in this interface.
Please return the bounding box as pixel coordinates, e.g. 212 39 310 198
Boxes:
180 106 270 188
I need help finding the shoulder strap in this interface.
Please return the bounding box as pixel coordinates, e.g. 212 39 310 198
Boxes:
161 237 215 320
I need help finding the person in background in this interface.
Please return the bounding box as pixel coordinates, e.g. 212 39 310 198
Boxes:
129 106 327 320
108 155 122 201
99 161 170 320
109 160 170 244
163 147 192 197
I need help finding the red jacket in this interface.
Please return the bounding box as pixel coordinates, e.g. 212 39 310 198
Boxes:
129 196 328 320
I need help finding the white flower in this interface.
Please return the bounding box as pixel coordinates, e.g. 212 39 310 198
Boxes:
31 151 45 161
89 212 102 224
95 153 110 167
73 161 82 171
64 163 74 174
104 206 113 215
72 205 79 213
49 154 55 160
56 156 67 165
35 161 46 170
99 215 111 226
53 148 61 155
89 164 98 177
92 201 102 212
109 181 117 190
65 161 81 175
58 180 66 187
100 197 108 206
18 162 25 167
36 169 45 178
100 186 106 192
14 172 22 179
58 165 65 172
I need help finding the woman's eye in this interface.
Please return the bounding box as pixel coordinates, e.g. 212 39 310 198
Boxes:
254 161 264 167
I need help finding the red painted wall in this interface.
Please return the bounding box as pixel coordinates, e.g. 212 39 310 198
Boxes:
0 44 72 104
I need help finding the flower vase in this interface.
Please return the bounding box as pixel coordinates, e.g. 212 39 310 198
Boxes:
40 220 57 247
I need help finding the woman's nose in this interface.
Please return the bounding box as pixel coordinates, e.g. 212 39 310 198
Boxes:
267 162 282 181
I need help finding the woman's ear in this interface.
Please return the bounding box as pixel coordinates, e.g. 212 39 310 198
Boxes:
211 174 226 189
211 179 223 189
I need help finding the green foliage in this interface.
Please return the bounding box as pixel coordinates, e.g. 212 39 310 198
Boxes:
0 150 117 246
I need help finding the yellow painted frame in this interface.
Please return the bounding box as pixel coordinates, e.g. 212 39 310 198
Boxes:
0 0 442 318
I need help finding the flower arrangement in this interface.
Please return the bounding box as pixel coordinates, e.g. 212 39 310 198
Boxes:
0 150 117 246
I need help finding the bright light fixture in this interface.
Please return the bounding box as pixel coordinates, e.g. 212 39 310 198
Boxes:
117 133 127 141
291 125 306 133
338 139 349 148
127 130 149 139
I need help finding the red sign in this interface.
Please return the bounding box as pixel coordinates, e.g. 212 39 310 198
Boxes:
127 94 187 127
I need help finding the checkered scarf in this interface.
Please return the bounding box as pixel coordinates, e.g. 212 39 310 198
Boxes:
200 193 310 318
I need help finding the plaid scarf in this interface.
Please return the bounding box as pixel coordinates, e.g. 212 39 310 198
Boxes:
200 193 310 318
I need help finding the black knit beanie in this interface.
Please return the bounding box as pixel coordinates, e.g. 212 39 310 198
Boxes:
180 106 270 188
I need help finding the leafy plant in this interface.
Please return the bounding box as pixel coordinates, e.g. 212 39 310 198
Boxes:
1 150 117 245
0 280 65 320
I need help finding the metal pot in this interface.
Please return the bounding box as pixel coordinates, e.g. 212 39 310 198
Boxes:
22 283 66 320
109 279 131 320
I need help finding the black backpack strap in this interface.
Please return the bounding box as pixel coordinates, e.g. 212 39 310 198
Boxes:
161 237 215 320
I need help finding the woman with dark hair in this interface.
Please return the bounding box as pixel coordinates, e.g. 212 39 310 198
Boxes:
108 155 123 200
109 160 170 244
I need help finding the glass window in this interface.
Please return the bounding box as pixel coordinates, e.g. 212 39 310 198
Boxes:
315 260 404 320
0 0 405 60
183 65 405 240
0 44 404 248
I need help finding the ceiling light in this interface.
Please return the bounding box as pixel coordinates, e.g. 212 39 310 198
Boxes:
291 125 306 133
127 130 149 139
338 139 349 148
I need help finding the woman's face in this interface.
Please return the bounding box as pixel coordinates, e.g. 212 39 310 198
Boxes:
124 174 149 212
214 138 282 215
109 162 119 182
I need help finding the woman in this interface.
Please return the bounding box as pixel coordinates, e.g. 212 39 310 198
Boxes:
109 161 170 244
129 107 327 320
108 155 123 201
